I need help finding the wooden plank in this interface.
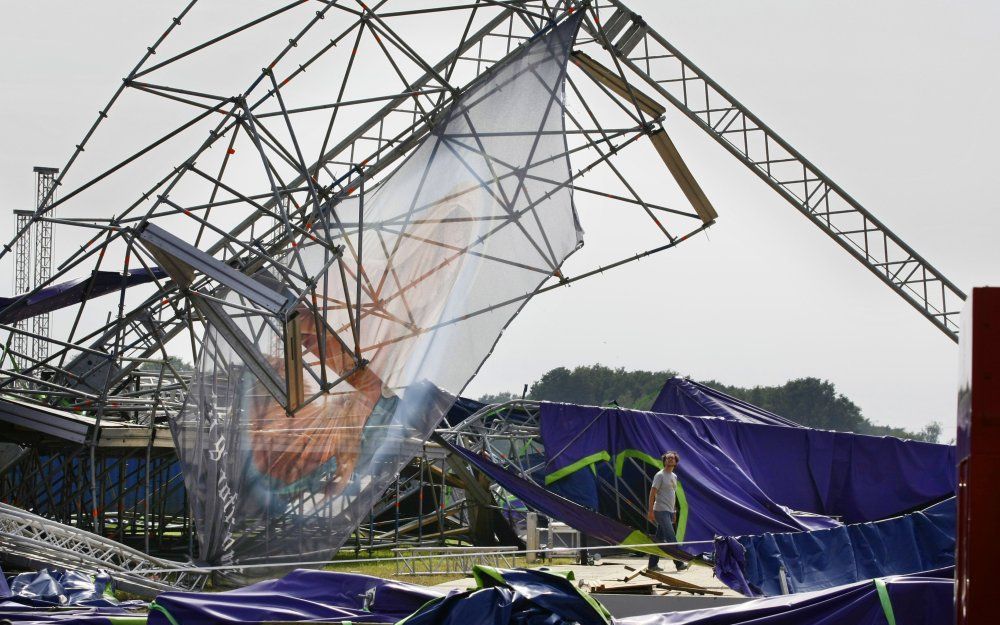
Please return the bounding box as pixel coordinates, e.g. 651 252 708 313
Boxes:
621 568 646 583
283 312 304 411
625 565 725 596
655 583 718 596
648 128 718 224
571 51 666 118
591 582 656 595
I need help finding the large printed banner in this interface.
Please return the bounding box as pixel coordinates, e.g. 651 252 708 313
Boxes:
173 14 585 568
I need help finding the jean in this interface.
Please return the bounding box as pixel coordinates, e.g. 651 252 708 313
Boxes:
648 510 683 569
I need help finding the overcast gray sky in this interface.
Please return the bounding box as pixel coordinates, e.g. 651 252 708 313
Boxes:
1 1 997 436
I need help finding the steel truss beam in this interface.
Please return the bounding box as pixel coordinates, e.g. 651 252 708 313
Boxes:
0 501 205 598
591 1 964 341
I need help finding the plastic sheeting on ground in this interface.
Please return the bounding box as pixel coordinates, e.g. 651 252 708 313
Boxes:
444 440 691 562
2 569 118 607
0 566 145 625
0 268 165 325
650 378 801 427
539 403 955 543
147 566 610 625
620 571 953 625
715 498 956 596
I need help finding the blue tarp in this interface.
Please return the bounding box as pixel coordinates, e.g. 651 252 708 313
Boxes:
651 378 801 427
620 570 954 625
9 454 186 519
715 498 956 596
540 403 955 542
0 268 165 325
546 458 600 510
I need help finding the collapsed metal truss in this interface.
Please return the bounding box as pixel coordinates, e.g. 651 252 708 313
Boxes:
0 501 205 598
0 0 963 561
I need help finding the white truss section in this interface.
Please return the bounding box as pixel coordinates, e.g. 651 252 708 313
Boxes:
0 501 206 598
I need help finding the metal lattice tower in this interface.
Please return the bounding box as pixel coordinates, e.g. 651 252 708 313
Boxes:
11 210 33 369
30 167 59 362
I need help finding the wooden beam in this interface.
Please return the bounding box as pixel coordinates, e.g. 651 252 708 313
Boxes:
283 312 304 412
648 128 718 224
571 51 665 118
625 565 724 596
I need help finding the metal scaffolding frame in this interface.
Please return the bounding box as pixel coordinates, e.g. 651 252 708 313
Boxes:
10 210 33 375
0 0 964 566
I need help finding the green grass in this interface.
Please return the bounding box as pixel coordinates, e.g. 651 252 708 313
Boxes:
322 549 578 587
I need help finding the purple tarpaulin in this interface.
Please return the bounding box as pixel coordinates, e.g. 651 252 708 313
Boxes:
149 569 440 625
0 268 165 325
621 571 953 625
149 566 612 625
715 498 956 596
650 378 801 427
540 403 955 542
147 565 952 625
444 440 691 561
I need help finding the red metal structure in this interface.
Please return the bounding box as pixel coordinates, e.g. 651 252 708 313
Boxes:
956 287 1000 624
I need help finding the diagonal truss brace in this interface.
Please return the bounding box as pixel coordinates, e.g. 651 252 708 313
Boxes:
136 223 298 408
137 223 296 316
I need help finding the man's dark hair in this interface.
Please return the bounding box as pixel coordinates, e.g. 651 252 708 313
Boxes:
661 451 680 464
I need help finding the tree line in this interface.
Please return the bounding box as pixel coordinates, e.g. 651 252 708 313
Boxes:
477 364 943 443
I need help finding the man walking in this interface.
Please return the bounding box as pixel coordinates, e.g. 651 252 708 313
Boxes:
647 451 688 571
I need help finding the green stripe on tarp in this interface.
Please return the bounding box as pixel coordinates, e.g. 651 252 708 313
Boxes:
568 577 612 625
614 449 660 477
621 529 667 557
395 596 446 625
613 449 689 541
675 479 688 542
149 603 179 625
107 618 148 625
471 564 507 588
544 451 611 485
874 578 897 625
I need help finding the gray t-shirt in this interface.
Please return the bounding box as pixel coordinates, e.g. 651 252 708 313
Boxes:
651 469 678 513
